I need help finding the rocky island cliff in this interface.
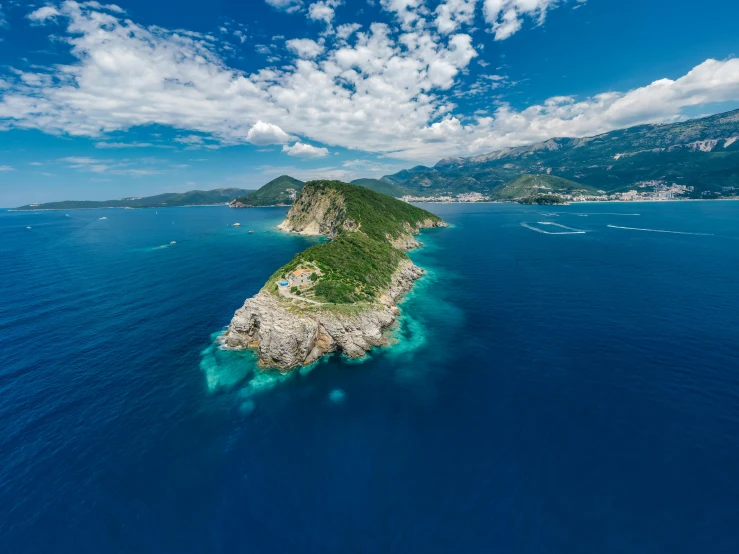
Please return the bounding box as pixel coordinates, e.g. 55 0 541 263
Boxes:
224 180 447 371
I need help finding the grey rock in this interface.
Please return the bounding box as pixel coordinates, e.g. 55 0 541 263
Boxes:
224 260 423 371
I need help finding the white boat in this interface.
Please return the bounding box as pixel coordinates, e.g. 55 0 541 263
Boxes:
99 216 107 220
170 241 176 245
26 226 32 229
233 223 241 227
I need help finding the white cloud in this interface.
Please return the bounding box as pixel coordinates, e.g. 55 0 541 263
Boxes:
465 58 739 155
0 165 14 171
1 1 738 165
336 23 361 40
286 38 324 58
435 0 477 34
113 168 163 176
95 141 154 148
27 6 62 23
265 0 303 13
308 0 341 25
173 136 203 148
342 158 407 175
80 2 125 13
59 156 100 165
57 155 164 175
380 0 426 28
282 142 330 157
483 0 582 41
0 4 7 28
246 121 291 145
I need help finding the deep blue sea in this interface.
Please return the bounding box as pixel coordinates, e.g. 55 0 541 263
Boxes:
2 202 739 553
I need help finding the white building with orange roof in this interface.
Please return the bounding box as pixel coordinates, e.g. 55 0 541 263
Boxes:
291 268 315 288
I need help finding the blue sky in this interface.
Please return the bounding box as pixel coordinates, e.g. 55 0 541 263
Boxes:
1 0 739 206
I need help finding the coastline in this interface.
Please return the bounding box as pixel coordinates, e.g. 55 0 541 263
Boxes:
406 197 739 205
7 203 260 212
11 196 739 212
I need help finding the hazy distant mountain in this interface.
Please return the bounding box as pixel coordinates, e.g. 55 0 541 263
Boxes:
229 176 409 208
230 175 305 207
15 188 253 211
349 178 408 197
384 109 739 197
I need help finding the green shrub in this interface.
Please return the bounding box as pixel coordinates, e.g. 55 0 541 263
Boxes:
261 180 444 305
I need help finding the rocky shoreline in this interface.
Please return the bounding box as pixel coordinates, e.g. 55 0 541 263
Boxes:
224 259 423 371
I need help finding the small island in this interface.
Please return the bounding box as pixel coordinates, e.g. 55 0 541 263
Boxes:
223 180 447 371
517 194 569 205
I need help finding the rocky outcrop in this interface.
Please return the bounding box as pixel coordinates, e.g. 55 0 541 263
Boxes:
277 186 447 244
388 218 449 251
224 260 423 371
277 186 347 237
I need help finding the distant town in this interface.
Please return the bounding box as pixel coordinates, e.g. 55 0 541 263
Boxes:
402 181 737 203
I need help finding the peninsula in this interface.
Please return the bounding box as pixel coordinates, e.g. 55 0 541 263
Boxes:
14 187 254 211
223 180 447 371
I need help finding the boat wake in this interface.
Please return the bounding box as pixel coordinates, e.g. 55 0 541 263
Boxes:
607 225 713 236
572 212 641 216
521 222 586 235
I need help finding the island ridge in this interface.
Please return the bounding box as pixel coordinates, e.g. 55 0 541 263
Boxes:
223 180 447 371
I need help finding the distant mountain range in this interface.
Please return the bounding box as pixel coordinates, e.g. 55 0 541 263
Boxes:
15 110 739 211
15 188 254 211
383 109 739 198
348 178 408 198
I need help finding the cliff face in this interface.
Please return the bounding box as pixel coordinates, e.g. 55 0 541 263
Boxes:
387 218 448 250
224 260 423 371
277 186 348 237
278 183 447 248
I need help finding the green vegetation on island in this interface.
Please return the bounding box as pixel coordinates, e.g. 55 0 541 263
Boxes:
15 188 253 211
291 179 443 242
518 194 569 205
230 175 305 207
496 174 602 200
266 180 445 305
268 232 406 304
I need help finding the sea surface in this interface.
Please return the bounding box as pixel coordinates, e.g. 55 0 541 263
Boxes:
1 202 738 553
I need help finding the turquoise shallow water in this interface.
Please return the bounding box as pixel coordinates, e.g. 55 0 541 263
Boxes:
1 202 739 552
